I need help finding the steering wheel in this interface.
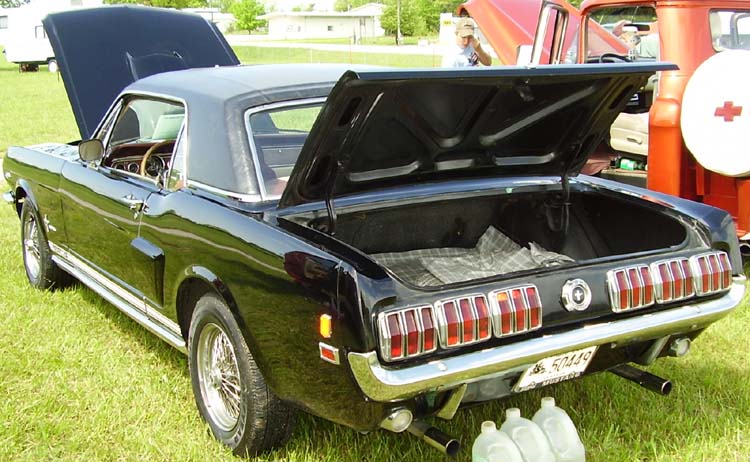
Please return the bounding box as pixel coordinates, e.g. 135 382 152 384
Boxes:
598 53 631 63
140 139 174 177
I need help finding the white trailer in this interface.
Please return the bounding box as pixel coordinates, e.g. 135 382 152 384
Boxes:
3 0 102 72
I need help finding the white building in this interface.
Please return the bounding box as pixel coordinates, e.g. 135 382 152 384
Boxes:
0 8 11 46
259 3 384 41
260 0 336 13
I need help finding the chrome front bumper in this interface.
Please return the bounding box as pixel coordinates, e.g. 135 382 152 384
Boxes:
348 276 745 402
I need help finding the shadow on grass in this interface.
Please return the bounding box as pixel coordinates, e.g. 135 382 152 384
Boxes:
76 284 188 375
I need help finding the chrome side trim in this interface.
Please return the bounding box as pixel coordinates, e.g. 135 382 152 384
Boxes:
186 179 263 203
348 276 745 402
49 242 186 353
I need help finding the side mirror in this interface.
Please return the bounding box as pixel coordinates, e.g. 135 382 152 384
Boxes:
78 139 104 162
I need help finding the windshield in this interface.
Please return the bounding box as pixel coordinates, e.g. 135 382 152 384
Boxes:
582 6 658 61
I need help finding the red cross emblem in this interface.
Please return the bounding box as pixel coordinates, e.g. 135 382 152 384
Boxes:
714 101 743 122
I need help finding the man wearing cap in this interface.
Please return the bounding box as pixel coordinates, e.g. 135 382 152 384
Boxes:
442 18 492 68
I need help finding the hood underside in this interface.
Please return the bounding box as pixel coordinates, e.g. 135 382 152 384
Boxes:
44 5 240 139
280 63 675 209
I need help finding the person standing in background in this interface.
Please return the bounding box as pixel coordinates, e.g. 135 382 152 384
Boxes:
442 18 492 68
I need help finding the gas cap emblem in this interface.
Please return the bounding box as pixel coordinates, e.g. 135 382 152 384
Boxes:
561 279 592 311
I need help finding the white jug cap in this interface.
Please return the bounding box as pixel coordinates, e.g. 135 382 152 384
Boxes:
506 408 521 419
541 397 556 407
481 421 498 433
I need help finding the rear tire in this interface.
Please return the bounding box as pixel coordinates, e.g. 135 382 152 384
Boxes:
20 201 70 290
188 292 296 457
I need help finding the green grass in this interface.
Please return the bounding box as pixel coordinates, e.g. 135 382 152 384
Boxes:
1 46 750 462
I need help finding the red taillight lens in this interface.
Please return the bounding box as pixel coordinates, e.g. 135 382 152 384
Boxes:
403 310 419 356
386 313 403 360
489 285 542 337
421 307 436 352
474 296 491 340
442 301 460 347
640 266 654 305
459 298 475 343
525 286 542 329
690 251 732 295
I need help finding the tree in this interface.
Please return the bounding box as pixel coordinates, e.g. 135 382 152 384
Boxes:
0 0 29 7
380 0 421 38
230 0 266 33
414 0 463 33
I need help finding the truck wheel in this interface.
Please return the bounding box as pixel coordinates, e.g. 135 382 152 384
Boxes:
188 292 296 457
20 201 70 290
47 59 58 73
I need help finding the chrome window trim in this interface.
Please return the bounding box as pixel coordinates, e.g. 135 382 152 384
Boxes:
349 276 745 402
186 179 263 203
244 97 326 202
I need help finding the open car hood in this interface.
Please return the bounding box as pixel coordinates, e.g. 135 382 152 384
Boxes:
43 6 240 139
280 63 675 209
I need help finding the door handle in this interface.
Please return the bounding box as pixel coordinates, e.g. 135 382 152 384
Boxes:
121 194 145 212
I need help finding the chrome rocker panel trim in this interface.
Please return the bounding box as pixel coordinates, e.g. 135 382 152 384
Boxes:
49 242 187 353
348 276 745 402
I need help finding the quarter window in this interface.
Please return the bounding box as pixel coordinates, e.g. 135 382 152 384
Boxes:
246 103 323 199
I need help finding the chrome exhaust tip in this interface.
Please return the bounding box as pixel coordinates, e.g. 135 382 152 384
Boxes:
407 420 461 457
610 364 672 395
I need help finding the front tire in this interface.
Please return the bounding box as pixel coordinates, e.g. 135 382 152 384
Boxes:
21 201 69 290
47 59 58 73
188 292 296 457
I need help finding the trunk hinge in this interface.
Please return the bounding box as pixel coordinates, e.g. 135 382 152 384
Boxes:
324 161 340 236
560 173 571 234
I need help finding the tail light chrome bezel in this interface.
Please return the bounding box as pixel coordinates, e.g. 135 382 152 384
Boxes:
690 251 732 295
607 264 656 312
434 294 492 349
377 305 437 362
650 258 695 304
488 284 543 338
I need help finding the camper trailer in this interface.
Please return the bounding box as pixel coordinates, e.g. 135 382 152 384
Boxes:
3 0 102 71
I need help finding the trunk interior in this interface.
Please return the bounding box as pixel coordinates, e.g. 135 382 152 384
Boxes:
289 188 688 287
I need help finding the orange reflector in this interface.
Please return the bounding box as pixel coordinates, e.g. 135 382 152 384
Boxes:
319 314 332 339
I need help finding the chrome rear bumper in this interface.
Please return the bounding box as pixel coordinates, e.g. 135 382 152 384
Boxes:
348 276 745 402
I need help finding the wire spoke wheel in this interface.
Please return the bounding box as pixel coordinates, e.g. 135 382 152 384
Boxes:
197 322 242 431
23 213 42 280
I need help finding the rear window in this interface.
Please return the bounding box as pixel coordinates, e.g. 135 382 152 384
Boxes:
709 10 750 51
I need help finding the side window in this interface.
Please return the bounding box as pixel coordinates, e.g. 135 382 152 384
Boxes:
246 103 322 198
710 10 750 51
104 97 185 178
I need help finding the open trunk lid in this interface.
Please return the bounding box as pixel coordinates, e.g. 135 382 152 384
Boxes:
279 63 676 209
43 5 240 140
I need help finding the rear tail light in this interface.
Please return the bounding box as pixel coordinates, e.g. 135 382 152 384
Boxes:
650 258 695 303
377 306 437 361
489 285 542 337
690 251 732 295
435 295 492 348
607 265 654 312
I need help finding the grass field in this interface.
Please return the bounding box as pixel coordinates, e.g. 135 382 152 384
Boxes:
1 46 749 462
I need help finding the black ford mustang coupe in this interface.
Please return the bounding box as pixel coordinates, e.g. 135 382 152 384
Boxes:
2 6 745 458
